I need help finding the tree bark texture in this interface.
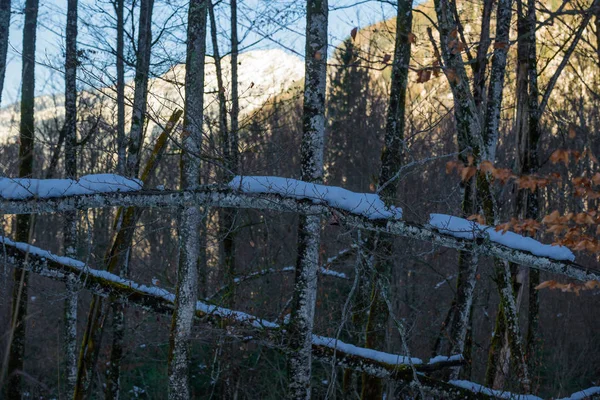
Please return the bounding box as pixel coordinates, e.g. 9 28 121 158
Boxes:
5 0 38 397
362 2 413 398
167 1 207 398
287 0 327 398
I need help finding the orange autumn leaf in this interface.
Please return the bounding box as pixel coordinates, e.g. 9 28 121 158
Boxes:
550 149 569 165
542 210 562 224
460 166 476 181
535 280 557 290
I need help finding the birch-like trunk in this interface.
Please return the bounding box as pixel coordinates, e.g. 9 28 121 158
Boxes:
0 0 10 105
433 0 482 376
5 0 38 397
287 0 327 398
125 0 154 176
64 0 79 395
167 1 206 398
361 2 412 398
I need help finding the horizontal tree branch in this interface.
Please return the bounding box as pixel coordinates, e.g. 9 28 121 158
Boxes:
1 187 598 282
0 237 494 398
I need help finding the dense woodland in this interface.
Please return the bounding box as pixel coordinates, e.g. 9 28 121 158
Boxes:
0 0 600 398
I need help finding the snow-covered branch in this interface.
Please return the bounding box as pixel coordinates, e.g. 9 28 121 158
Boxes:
0 237 475 390
1 177 598 282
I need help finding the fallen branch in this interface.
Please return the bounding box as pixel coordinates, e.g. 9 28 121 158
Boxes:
0 236 484 397
1 187 597 282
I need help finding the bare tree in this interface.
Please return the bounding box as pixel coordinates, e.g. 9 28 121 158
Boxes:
361 0 413 398
167 0 207 398
286 0 327 398
0 0 10 105
63 0 79 395
125 0 154 176
4 0 39 397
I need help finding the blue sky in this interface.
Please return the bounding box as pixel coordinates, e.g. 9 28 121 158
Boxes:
1 0 396 107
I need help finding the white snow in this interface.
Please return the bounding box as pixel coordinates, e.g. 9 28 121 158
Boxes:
1 235 466 374
558 387 600 400
312 335 422 365
427 354 463 364
0 174 142 200
229 176 403 220
429 214 575 262
449 380 543 400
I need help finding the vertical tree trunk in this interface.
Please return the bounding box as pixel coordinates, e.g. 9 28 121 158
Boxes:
0 0 10 105
167 1 206 398
5 0 38 397
64 0 79 395
433 0 482 376
125 0 154 176
361 2 412 398
473 0 493 105
115 0 126 174
208 2 239 395
287 0 327 398
230 0 239 173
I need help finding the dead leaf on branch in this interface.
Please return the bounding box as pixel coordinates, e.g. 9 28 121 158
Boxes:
416 69 432 83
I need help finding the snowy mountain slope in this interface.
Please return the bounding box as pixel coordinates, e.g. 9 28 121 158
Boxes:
0 48 304 144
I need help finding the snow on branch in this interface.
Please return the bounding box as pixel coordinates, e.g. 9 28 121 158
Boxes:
0 174 142 199
1 177 598 282
0 236 478 393
449 380 543 400
558 386 600 400
429 214 575 261
229 176 403 219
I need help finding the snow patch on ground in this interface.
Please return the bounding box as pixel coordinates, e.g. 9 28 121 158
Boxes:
429 214 575 261
0 174 142 199
229 176 403 220
449 380 543 400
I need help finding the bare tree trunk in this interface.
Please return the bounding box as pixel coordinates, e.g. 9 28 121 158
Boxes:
64 0 79 395
361 2 412 398
125 0 154 177
473 0 493 105
167 1 206 398
286 0 327 398
433 0 482 374
3 0 38 397
0 0 10 105
230 0 239 173
115 0 126 174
